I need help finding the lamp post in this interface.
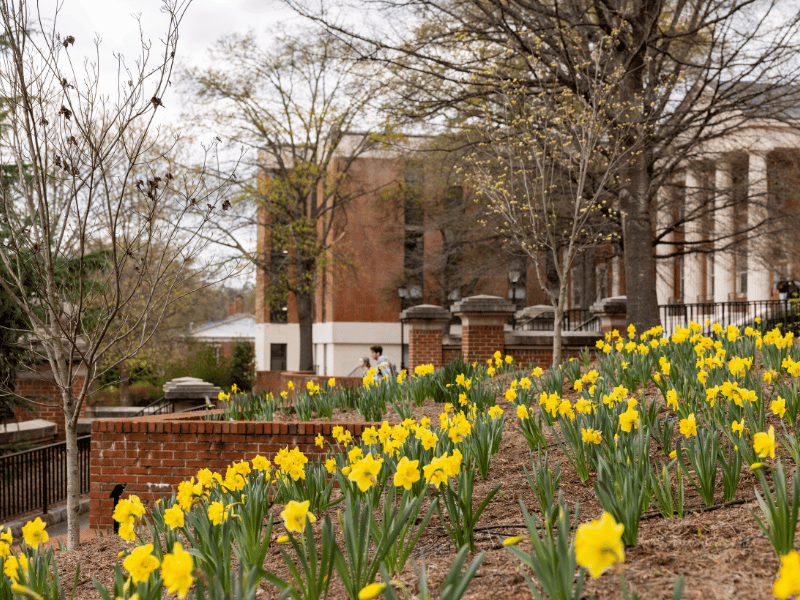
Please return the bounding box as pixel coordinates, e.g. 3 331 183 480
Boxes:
397 284 409 371
509 268 521 327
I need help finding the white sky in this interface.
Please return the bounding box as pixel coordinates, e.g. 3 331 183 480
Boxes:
32 0 305 289
38 0 299 124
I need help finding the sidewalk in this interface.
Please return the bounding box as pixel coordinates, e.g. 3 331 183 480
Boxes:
1 496 90 539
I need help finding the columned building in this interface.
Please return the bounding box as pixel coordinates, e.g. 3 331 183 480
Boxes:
655 121 800 306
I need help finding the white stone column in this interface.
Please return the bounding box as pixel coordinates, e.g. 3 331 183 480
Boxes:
747 152 771 301
684 167 703 303
655 187 674 305
611 255 622 297
714 158 736 303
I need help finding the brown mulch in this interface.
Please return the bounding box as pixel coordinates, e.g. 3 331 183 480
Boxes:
50 388 783 600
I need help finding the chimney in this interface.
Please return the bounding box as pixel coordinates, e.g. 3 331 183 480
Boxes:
228 296 245 317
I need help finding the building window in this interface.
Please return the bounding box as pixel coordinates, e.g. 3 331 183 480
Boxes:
737 256 748 296
596 263 607 301
404 166 424 300
678 258 685 303
270 301 288 323
707 255 715 299
508 263 526 309
270 344 287 371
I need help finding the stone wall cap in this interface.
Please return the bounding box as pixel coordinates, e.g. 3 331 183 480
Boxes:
401 304 451 321
590 296 627 314
451 295 516 314
163 376 222 399
516 305 555 319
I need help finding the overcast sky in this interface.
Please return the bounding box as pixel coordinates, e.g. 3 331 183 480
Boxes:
39 0 299 126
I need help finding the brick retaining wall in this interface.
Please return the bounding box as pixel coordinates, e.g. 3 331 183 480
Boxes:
90 412 381 530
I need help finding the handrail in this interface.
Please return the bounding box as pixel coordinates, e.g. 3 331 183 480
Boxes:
133 396 169 418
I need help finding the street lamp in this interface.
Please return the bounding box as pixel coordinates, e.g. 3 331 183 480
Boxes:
509 268 522 327
397 284 409 371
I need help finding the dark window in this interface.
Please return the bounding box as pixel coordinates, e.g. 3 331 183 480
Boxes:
270 343 287 371
404 165 424 299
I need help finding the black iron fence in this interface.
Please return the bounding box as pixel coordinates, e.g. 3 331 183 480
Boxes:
659 299 800 337
0 435 91 522
516 309 600 332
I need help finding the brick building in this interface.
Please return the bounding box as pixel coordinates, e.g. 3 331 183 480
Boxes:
254 138 568 378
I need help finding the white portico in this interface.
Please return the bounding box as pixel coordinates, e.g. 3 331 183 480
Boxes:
655 120 800 306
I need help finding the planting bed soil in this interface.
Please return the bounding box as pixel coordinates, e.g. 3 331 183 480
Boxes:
48 389 782 599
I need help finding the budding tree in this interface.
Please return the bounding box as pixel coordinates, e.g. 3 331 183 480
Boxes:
468 36 644 364
0 0 235 547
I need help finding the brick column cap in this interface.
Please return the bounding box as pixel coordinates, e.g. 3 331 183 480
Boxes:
401 304 451 323
451 295 516 317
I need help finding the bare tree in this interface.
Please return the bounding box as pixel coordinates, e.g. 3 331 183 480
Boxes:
467 39 638 364
288 0 800 329
0 0 235 547
181 29 391 371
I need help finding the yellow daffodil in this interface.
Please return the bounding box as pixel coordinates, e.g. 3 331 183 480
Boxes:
754 426 776 459
679 413 697 438
3 554 28 583
348 453 383 492
161 543 194 599
123 544 160 584
21 517 48 549
581 428 602 444
772 397 787 419
575 512 625 578
393 456 421 490
503 536 525 546
618 407 639 432
163 506 185 530
281 500 316 534
359 583 387 600
774 551 800 599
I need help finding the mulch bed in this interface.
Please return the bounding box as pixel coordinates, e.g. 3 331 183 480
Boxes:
50 389 783 599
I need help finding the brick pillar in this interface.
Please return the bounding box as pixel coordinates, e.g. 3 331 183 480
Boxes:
451 295 516 363
589 296 627 333
402 304 451 370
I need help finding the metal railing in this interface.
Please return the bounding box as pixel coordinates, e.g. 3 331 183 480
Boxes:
133 396 170 418
0 435 91 522
516 309 595 332
659 299 800 336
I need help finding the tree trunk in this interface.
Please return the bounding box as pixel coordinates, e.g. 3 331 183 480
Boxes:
552 293 564 367
119 361 130 407
622 150 661 331
64 399 80 549
296 291 314 371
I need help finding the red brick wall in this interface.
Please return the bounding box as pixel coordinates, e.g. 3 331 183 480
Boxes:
461 324 506 364
254 370 282 393
443 346 461 364
508 347 584 368
408 329 443 369
14 375 88 440
90 413 384 530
